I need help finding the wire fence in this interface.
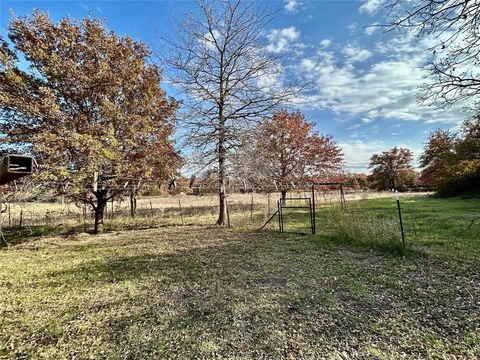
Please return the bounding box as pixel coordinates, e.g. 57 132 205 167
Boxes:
1 190 478 258
314 196 479 256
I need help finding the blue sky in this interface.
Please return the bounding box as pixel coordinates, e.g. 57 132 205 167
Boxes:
0 0 469 172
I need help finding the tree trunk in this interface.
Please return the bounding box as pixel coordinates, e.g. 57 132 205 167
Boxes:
217 139 228 226
216 102 228 225
93 189 108 234
130 190 137 217
281 190 287 201
216 60 227 226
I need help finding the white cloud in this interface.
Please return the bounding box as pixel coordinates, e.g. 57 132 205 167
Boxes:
342 44 372 63
300 58 316 71
347 123 362 130
339 140 387 172
257 71 282 90
362 116 375 124
79 2 102 13
339 140 422 172
359 0 384 15
365 23 380 36
319 39 331 48
266 27 301 54
284 0 299 13
316 50 334 67
348 23 357 32
202 30 221 51
297 32 469 125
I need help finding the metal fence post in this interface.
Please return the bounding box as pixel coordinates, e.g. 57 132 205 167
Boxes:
311 185 316 234
396 190 405 249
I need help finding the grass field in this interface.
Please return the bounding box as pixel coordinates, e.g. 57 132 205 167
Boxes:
0 196 479 358
315 196 480 258
0 191 428 244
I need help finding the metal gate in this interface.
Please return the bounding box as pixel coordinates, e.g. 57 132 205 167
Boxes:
277 197 315 235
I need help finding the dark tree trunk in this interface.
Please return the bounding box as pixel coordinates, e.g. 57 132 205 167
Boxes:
281 190 287 201
93 189 108 234
129 190 137 217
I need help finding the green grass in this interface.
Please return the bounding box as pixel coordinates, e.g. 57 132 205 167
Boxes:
0 196 479 358
276 195 479 257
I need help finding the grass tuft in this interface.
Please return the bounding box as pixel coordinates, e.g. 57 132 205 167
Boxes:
321 206 405 254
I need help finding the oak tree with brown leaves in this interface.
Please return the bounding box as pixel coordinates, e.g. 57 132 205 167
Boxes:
420 118 480 194
419 130 456 188
234 110 343 198
368 147 416 191
0 12 180 233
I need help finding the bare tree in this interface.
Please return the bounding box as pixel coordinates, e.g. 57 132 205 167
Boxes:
164 0 297 225
385 0 480 108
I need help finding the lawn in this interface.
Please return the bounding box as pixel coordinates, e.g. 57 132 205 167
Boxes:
313 196 480 258
0 196 479 359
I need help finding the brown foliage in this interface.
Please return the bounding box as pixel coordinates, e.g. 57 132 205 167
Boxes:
0 12 180 232
420 117 480 195
419 130 456 187
234 110 343 195
368 147 416 191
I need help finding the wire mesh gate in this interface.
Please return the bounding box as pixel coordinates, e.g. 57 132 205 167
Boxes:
277 197 315 235
260 186 317 235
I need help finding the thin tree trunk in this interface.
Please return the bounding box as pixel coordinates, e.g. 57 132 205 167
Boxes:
93 190 108 234
178 199 184 225
250 195 254 222
267 193 271 217
130 190 137 217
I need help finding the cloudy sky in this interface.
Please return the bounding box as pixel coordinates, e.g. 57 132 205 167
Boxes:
0 0 470 172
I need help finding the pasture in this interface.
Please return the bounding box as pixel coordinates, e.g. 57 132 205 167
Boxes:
0 195 479 358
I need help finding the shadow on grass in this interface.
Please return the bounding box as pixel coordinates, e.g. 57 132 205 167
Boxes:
38 230 397 357
0 224 81 248
3 227 478 358
313 233 414 257
0 202 268 249
0 221 203 249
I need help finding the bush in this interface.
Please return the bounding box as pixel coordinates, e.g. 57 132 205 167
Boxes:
437 173 480 198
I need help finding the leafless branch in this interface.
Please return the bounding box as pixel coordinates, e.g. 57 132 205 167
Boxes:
384 0 480 109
